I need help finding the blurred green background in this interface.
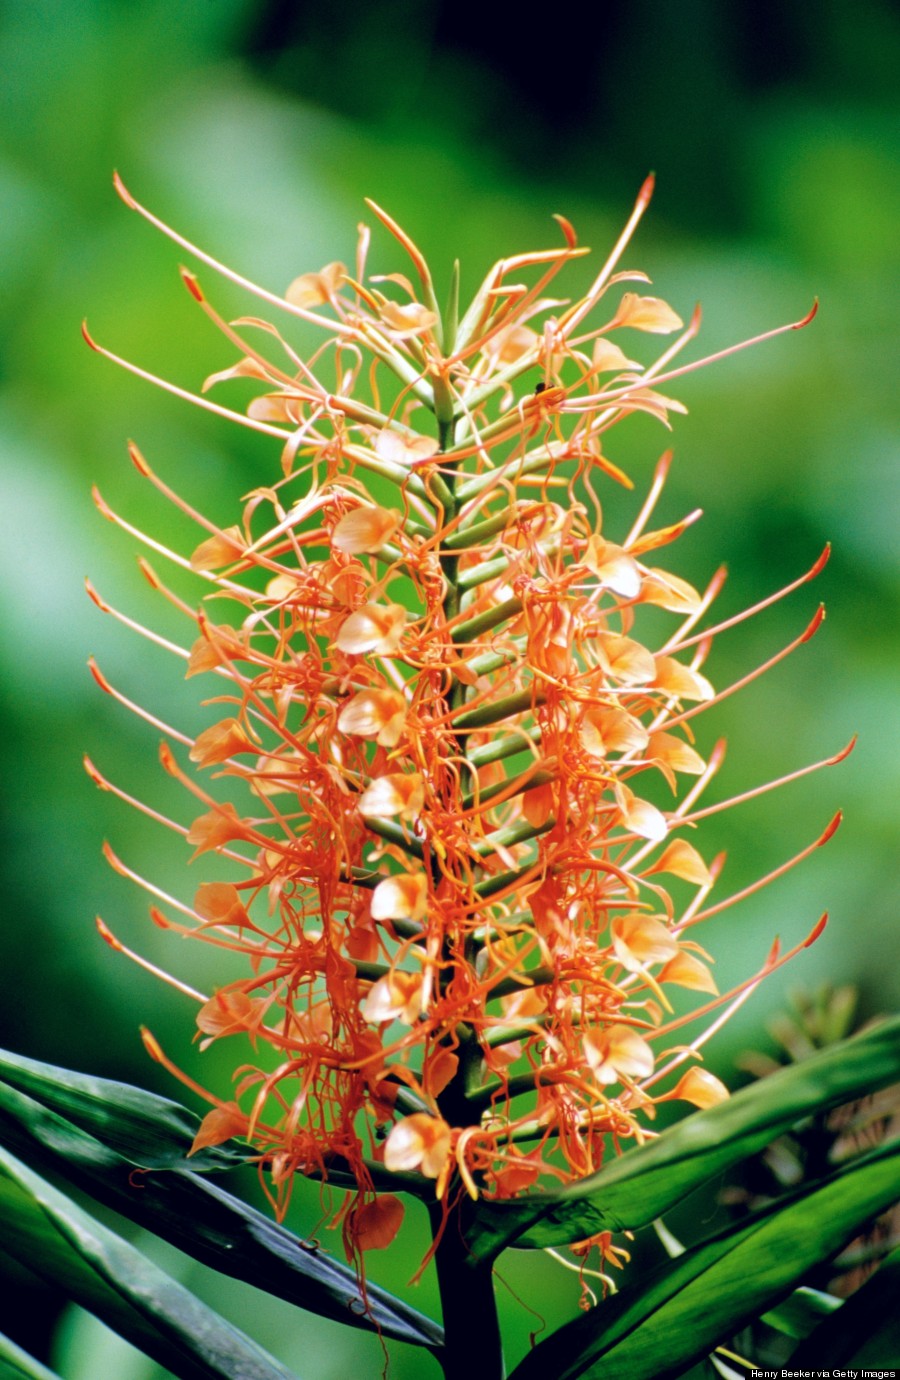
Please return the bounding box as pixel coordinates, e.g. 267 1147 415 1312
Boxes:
0 1 897 1375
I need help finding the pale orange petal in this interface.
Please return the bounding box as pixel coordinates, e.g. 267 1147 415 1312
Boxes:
611 913 679 970
189 1102 246 1155
654 656 715 702
370 871 428 922
670 1066 728 1108
332 504 401 554
358 772 425 821
190 717 256 767
609 292 683 333
353 1194 405 1251
338 687 407 747
335 603 407 655
190 526 244 572
658 950 718 994
646 839 713 886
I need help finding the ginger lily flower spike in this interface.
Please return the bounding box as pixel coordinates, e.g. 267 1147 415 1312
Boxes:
83 174 851 1372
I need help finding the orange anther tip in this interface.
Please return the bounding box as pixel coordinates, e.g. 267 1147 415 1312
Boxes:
158 741 177 772
112 170 137 209
819 811 843 845
149 906 171 929
809 543 831 578
141 1028 164 1061
805 913 828 945
87 657 112 693
552 213 578 248
84 579 109 611
100 839 124 872
91 484 113 520
639 172 656 203
83 755 107 788
181 268 204 302
95 916 122 950
797 298 819 327
128 441 150 475
802 604 826 640
81 319 98 350
689 303 703 329
138 559 161 588
830 735 857 765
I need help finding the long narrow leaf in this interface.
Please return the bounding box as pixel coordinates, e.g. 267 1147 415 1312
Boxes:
0 1146 299 1380
0 1333 63 1380
0 1046 245 1173
791 1242 900 1364
761 1285 841 1339
466 1015 900 1259
0 1081 443 1353
506 1138 900 1380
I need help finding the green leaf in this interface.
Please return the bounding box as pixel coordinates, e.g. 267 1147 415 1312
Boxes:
466 1015 900 1259
0 1145 299 1380
761 1285 841 1338
0 1077 443 1353
506 1138 900 1380
0 1046 246 1173
0 1333 64 1380
791 1242 900 1364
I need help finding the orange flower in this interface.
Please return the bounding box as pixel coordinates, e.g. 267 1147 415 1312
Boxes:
86 176 844 1259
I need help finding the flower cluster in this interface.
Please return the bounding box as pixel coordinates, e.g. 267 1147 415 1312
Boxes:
85 175 846 1258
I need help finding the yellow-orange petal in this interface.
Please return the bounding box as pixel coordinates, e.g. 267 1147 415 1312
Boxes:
670 1066 729 1108
374 429 441 467
616 783 668 842
648 731 706 777
611 913 679 970
361 970 422 1024
423 1048 459 1098
598 633 657 685
190 717 256 767
186 803 246 857
332 504 401 554
581 706 649 757
358 772 425 821
353 1194 405 1251
338 688 407 747
647 839 713 886
189 1102 246 1155
196 988 265 1041
370 871 428 922
640 567 703 614
658 950 718 994
335 602 407 655
190 526 244 572
653 655 715 702
185 624 244 678
383 1113 452 1178
592 337 641 372
583 536 642 598
583 1024 655 1085
609 292 683 334
378 301 438 337
285 261 347 306
522 781 554 828
194 882 252 928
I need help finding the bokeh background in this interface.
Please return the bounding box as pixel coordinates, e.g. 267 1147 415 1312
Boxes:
0 2 897 1376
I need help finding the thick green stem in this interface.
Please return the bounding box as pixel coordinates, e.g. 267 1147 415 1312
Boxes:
431 1201 504 1380
430 394 504 1380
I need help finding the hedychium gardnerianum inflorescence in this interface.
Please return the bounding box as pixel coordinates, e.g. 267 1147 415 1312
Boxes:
83 175 849 1366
